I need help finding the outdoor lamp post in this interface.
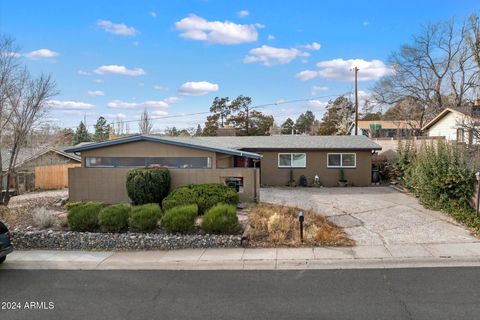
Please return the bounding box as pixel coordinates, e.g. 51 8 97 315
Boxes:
476 172 480 216
298 211 304 242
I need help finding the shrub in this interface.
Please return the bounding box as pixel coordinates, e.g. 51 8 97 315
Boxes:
201 204 240 234
161 205 198 233
128 203 161 232
67 202 102 232
64 201 84 211
126 168 171 205
32 207 58 229
162 183 239 214
98 203 131 233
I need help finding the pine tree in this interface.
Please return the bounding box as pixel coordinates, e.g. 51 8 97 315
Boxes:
73 121 92 145
195 124 202 136
281 118 295 134
93 116 109 142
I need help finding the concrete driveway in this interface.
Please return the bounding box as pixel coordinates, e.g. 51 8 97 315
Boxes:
260 187 478 246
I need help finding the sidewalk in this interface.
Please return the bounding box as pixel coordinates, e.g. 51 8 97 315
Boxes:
3 242 480 270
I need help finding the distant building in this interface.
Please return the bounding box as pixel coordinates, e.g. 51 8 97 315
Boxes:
422 102 480 145
349 120 421 138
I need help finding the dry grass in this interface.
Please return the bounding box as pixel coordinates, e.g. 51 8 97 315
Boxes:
246 203 354 247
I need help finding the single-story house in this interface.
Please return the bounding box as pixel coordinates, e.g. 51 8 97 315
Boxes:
1 147 81 193
422 105 480 145
65 135 381 203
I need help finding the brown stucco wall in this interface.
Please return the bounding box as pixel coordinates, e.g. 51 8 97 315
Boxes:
81 141 218 167
254 150 372 187
68 167 260 204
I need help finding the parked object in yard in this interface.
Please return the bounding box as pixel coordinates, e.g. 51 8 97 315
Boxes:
299 175 308 187
0 221 13 264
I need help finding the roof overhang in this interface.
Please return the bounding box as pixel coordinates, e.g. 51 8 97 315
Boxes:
64 135 262 160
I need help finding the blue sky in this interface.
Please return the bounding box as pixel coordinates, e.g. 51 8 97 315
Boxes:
1 0 479 132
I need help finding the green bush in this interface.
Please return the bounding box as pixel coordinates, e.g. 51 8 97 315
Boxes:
98 203 131 233
128 203 161 232
162 183 239 214
64 201 84 211
67 202 102 232
201 204 240 234
161 205 198 233
126 168 171 205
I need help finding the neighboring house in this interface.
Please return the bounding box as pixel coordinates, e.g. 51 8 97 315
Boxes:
65 135 381 203
349 120 421 138
1 147 81 193
422 105 480 145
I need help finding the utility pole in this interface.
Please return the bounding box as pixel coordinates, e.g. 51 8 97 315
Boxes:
354 67 359 136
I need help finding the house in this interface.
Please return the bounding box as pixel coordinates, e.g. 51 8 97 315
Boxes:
349 120 421 138
65 135 381 203
422 104 480 144
1 147 81 193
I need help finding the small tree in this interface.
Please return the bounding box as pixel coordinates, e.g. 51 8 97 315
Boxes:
126 168 171 205
281 118 295 134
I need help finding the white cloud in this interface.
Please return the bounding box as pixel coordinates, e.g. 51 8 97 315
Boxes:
87 90 105 97
107 97 172 109
25 49 59 60
150 110 169 117
237 10 249 18
306 99 328 109
94 79 104 83
310 86 329 95
302 42 321 50
295 70 318 81
164 96 179 104
62 110 96 116
244 45 309 66
149 11 157 18
97 19 138 36
153 85 168 91
78 70 91 76
94 65 145 76
174 14 259 44
267 34 275 40
178 81 219 96
296 58 392 81
46 100 95 110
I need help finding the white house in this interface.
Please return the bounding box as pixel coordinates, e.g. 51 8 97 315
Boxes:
422 105 480 145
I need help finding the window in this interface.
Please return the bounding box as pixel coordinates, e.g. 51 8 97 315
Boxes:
86 157 211 168
278 153 306 168
327 153 356 168
457 128 464 143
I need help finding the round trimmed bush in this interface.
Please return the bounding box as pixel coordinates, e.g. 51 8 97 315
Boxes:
128 203 161 232
98 203 131 233
126 168 171 205
201 204 241 234
67 202 102 232
162 183 239 214
161 204 198 233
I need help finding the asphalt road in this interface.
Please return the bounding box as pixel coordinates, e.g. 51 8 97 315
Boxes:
1 268 480 320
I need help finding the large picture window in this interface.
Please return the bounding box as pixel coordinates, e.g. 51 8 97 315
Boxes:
327 153 356 168
278 153 306 168
85 157 211 169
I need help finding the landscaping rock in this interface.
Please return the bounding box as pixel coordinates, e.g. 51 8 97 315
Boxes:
10 229 242 250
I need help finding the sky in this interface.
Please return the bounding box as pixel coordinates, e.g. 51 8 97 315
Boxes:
1 0 479 133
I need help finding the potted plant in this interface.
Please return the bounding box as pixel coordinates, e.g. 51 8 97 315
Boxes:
338 169 348 187
288 169 297 187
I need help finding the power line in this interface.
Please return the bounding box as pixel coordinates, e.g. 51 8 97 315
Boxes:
56 93 348 130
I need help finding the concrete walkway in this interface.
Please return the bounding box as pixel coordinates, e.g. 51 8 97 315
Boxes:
260 187 479 246
3 244 480 270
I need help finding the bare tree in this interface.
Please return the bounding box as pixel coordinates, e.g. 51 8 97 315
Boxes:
1 69 56 204
138 108 153 134
372 19 477 127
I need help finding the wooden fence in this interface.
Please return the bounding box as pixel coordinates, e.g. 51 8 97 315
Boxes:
35 163 81 190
